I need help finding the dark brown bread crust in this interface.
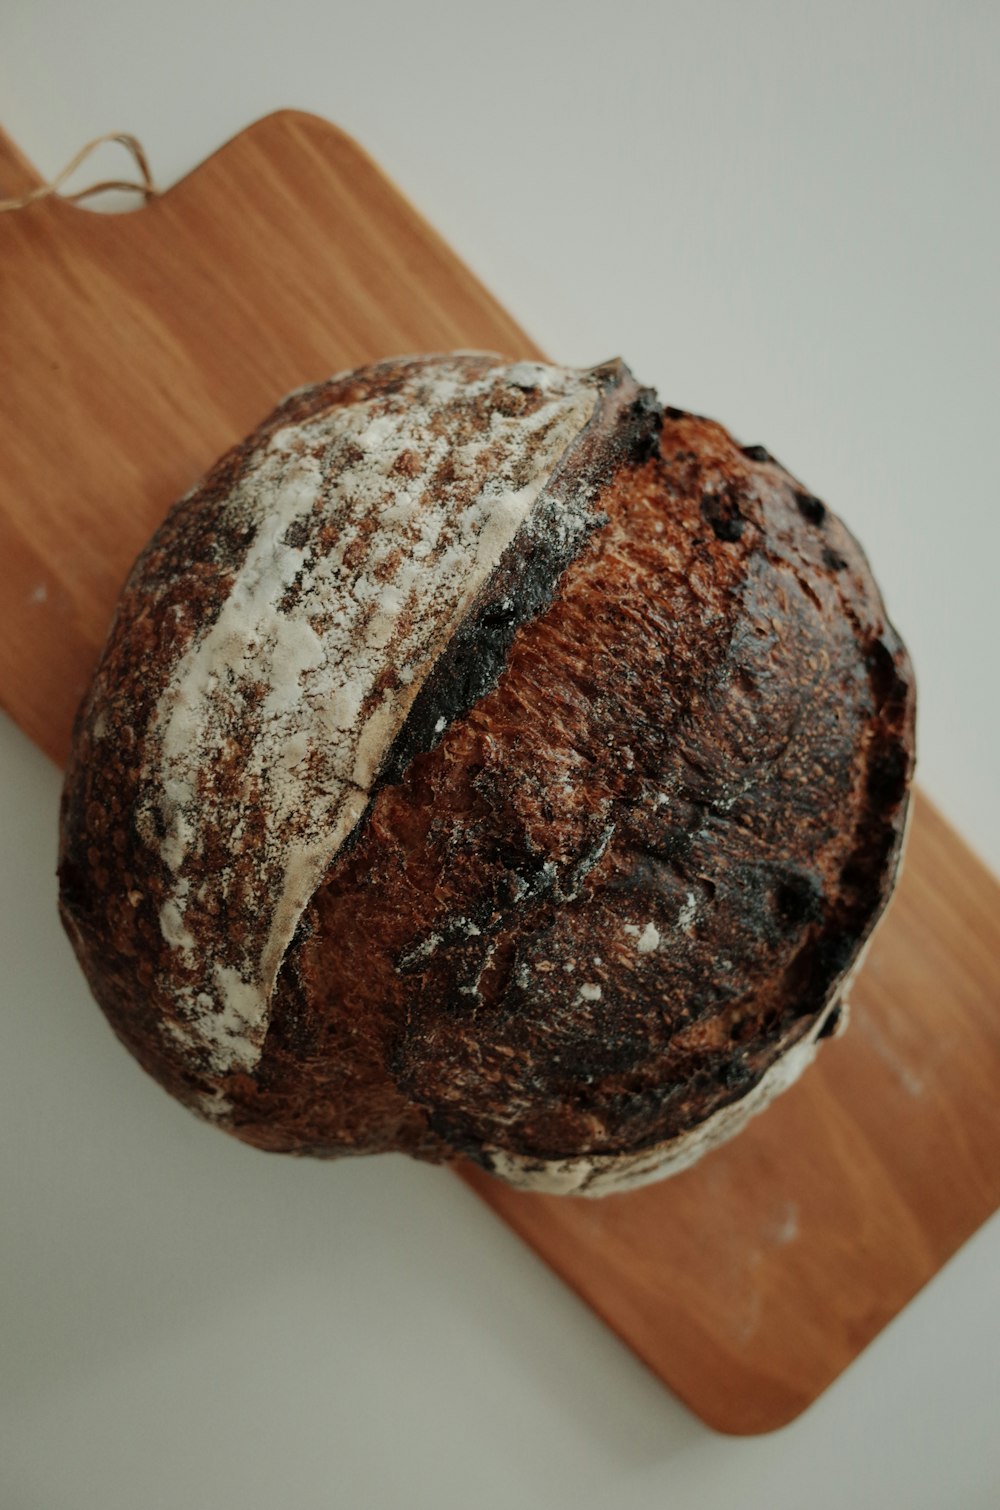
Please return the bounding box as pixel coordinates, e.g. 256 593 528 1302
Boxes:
228 411 914 1166
58 359 915 1186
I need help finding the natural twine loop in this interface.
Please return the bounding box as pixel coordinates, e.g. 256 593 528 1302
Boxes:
0 132 159 213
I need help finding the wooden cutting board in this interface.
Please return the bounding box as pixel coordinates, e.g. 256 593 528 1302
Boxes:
2 111 998 1435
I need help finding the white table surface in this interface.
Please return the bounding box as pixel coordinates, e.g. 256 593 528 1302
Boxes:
2 3 998 1506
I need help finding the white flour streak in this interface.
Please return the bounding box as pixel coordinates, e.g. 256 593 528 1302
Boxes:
138 356 603 1082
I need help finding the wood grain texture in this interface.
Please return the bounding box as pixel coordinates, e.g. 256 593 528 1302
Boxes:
2 111 998 1434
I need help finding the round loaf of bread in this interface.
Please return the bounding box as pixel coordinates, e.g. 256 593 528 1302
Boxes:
58 353 915 1195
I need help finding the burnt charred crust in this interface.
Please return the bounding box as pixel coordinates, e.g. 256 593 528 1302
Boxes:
375 505 598 787
795 491 827 525
817 1001 844 1039
701 489 747 542
622 389 664 463
377 362 655 789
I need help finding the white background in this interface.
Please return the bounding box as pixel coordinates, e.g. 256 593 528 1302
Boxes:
2 2 998 1506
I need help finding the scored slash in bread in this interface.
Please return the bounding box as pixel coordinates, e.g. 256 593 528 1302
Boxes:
58 354 915 1195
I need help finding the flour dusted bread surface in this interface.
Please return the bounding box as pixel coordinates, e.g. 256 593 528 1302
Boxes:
59 353 915 1194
